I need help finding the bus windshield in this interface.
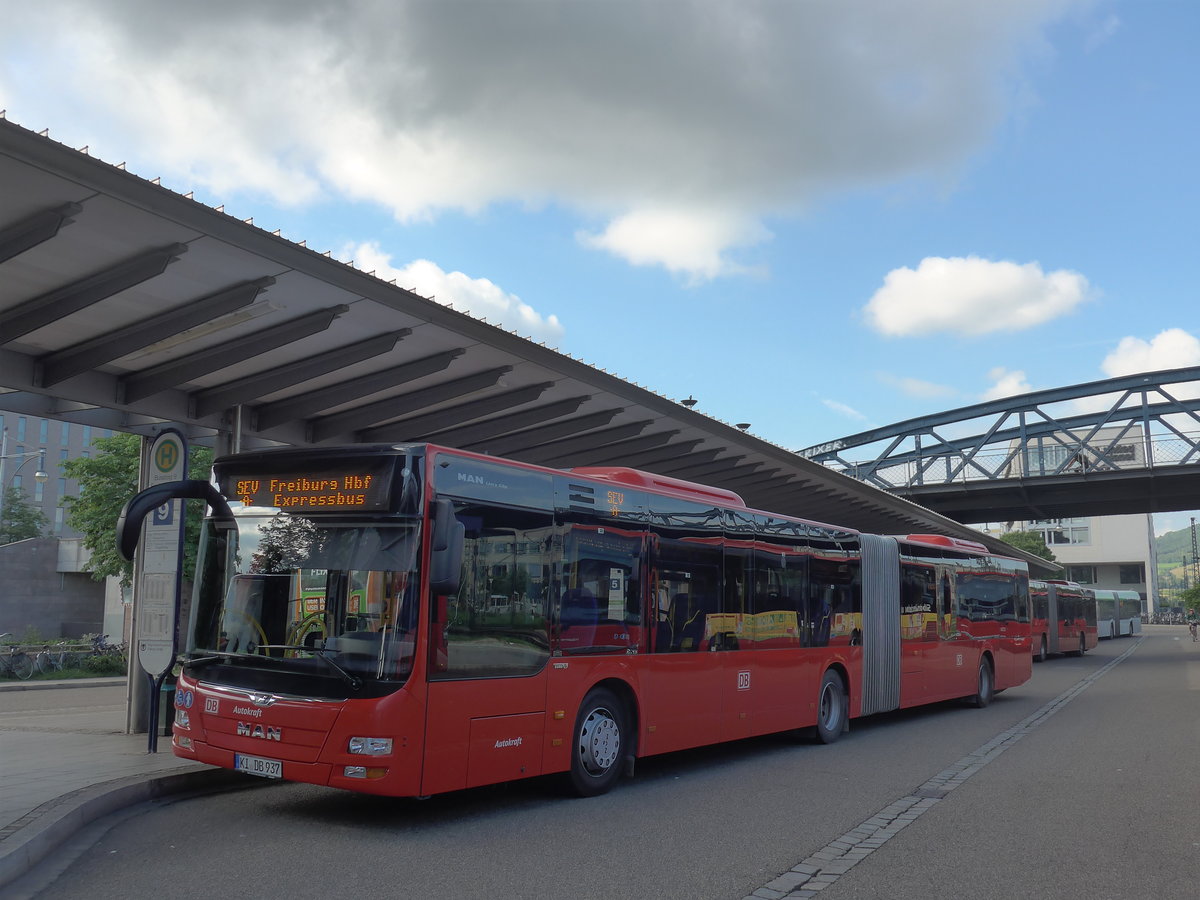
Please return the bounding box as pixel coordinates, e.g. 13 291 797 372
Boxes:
188 508 422 692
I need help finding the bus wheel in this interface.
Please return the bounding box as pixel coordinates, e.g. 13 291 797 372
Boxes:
568 688 627 797
814 670 847 744
1035 636 1047 663
968 657 994 708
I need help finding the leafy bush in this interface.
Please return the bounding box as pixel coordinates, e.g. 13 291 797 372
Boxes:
82 653 127 676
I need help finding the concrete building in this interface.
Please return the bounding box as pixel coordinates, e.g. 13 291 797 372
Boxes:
0 412 113 540
1018 513 1157 613
1 413 118 641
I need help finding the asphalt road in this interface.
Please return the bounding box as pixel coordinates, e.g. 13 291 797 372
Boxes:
14 626 1200 900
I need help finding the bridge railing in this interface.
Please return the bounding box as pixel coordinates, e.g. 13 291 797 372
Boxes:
831 429 1200 490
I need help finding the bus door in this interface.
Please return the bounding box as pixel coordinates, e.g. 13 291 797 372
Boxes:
422 507 553 796
717 537 758 741
898 562 937 705
643 535 725 756
926 566 964 701
730 532 813 737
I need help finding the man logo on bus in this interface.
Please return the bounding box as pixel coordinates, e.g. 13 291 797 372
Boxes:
238 722 282 741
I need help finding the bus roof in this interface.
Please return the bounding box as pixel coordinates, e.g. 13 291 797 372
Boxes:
569 466 747 507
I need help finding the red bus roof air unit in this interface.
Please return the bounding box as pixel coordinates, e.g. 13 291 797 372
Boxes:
570 466 747 507
904 534 990 554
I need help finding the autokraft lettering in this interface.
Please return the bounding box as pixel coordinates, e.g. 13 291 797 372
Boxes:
494 737 523 749
238 722 282 741
233 705 263 718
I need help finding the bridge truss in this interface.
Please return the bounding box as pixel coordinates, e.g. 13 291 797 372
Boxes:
798 367 1200 523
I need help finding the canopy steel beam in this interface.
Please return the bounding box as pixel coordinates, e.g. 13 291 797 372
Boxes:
252 347 463 432
355 381 554 443
0 201 82 264
468 408 623 457
610 440 706 470
308 366 513 442
190 329 410 418
440 401 604 452
1 242 189 345
517 421 653 466
117 304 348 404
653 454 743 481
536 430 679 468
35 277 276 388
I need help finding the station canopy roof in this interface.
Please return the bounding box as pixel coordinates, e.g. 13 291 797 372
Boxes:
0 118 1050 571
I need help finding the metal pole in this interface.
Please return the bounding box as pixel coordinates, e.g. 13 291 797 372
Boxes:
0 427 7 530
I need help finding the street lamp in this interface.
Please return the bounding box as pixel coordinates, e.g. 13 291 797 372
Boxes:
0 427 49 542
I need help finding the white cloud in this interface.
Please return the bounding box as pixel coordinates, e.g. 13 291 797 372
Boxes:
822 398 869 422
342 242 564 344
0 0 1082 281
863 256 1090 337
982 367 1034 400
1100 328 1200 377
577 210 770 282
878 372 957 399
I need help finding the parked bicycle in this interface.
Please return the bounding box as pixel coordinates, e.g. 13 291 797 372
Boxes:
34 644 63 675
0 633 35 680
88 633 128 665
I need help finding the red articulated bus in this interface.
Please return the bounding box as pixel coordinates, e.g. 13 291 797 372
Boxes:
1029 579 1098 661
117 443 1032 798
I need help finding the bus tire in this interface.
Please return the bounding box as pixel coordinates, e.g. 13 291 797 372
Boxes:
968 657 994 708
567 688 628 797
1035 636 1047 663
814 669 847 744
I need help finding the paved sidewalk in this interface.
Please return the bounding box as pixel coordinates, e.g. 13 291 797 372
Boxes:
0 678 243 889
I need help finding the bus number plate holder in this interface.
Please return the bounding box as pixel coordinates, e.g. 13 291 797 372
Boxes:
235 753 282 779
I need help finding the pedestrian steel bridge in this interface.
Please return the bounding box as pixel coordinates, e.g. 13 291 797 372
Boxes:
798 367 1200 524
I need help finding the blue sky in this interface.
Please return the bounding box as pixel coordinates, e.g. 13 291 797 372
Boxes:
2 0 1197 532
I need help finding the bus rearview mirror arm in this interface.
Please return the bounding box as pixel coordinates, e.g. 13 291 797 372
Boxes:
116 480 233 562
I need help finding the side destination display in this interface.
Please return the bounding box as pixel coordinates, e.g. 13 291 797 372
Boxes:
220 458 395 511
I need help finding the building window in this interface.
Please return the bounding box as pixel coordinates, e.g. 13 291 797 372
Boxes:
54 507 64 535
1067 565 1096 584
39 419 48 443
82 425 92 445
16 417 26 441
1119 564 1145 584
1031 518 1090 546
34 480 44 502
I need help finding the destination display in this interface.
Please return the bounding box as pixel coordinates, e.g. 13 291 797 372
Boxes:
221 459 394 511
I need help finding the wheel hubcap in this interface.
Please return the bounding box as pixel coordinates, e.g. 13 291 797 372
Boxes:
820 683 840 728
579 707 620 775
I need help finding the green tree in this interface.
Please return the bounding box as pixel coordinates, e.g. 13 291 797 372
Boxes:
61 433 212 586
0 485 48 544
1178 585 1200 612
998 530 1056 562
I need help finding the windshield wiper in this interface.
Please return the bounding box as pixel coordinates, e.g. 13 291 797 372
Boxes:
183 647 362 691
256 644 363 690
184 651 243 669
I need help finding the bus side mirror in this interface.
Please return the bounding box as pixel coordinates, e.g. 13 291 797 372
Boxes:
116 480 232 561
428 499 464 596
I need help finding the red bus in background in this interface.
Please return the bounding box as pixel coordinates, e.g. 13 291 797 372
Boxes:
118 443 1032 798
1030 579 1098 661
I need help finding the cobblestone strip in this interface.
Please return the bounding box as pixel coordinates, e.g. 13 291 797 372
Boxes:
743 638 1145 899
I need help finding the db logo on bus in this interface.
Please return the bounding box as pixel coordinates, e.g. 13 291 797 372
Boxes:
737 671 751 691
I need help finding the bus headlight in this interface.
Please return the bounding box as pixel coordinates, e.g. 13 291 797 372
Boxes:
175 709 190 728
344 766 388 780
348 736 393 756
